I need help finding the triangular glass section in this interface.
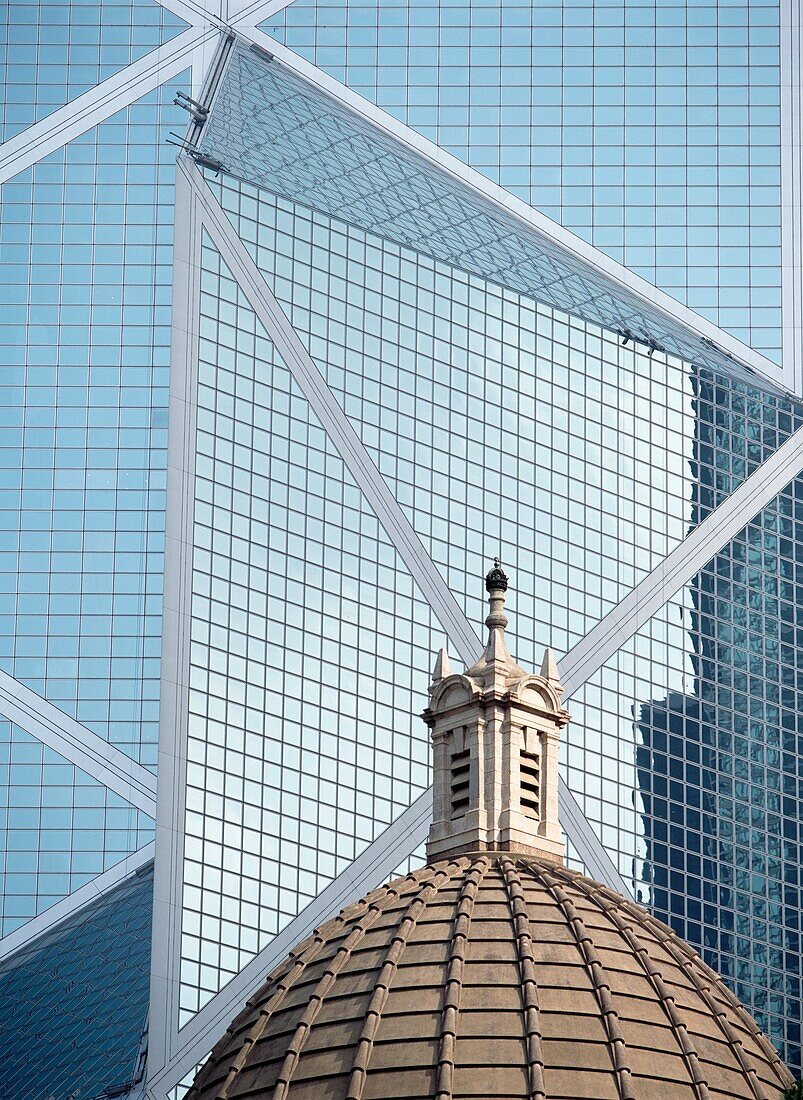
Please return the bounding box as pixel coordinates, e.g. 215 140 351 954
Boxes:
567 472 803 1074
178 236 456 1024
0 720 154 938
0 0 189 143
206 175 803 665
0 75 190 769
0 864 152 1098
260 2 782 361
200 46 783 378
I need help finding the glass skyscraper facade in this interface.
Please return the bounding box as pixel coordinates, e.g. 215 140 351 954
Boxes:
0 2 802 1097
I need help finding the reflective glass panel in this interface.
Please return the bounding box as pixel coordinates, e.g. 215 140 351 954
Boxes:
262 0 782 360
180 237 450 1020
0 719 153 937
0 0 188 142
0 79 188 769
206 173 803 662
569 476 803 1071
0 863 152 1097
201 45 783 381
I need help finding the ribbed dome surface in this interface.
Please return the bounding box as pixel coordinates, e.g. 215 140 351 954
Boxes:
190 856 793 1100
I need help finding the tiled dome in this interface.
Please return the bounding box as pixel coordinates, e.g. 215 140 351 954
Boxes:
189 854 792 1100
190 569 795 1100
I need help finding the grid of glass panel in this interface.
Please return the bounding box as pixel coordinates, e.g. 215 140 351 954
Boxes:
568 476 803 1071
0 80 187 769
0 719 153 937
262 0 783 361
207 174 803 664
0 0 188 143
200 44 784 380
180 236 449 1022
0 864 152 1099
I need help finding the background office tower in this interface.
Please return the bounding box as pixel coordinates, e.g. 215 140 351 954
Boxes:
0 3 801 1098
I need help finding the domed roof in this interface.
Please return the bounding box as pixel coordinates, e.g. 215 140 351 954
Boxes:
191 854 792 1100
189 567 794 1099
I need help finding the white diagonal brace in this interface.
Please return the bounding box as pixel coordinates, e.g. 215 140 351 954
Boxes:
0 668 157 816
0 27 214 186
152 0 225 27
183 156 485 668
143 161 632 1089
0 844 154 969
187 154 629 879
151 157 803 1095
230 0 298 26
559 424 803 696
146 794 432 1095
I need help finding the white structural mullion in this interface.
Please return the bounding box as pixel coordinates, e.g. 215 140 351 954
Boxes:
781 0 803 395
236 28 786 395
0 27 214 186
0 668 157 816
0 843 154 968
148 156 206 1081
147 794 433 1096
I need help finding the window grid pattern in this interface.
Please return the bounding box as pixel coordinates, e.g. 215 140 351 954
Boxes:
0 864 152 1100
210 177 803 664
263 0 782 361
0 81 187 768
0 720 153 937
180 238 447 1021
568 477 803 1072
200 45 784 384
0 0 188 143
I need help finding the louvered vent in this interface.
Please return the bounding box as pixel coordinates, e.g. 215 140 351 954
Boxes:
520 748 540 819
450 748 470 817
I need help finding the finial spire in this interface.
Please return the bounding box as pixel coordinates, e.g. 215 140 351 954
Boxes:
484 557 509 637
467 558 523 683
432 647 452 682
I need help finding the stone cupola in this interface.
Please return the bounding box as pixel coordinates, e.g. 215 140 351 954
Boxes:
424 560 569 863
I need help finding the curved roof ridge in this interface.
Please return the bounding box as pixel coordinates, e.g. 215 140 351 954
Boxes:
579 876 793 1093
270 876 410 1100
501 857 547 1100
568 874 710 1100
192 898 348 1100
435 856 490 1100
531 864 637 1100
629 905 767 1100
344 860 462 1100
681 939 791 1088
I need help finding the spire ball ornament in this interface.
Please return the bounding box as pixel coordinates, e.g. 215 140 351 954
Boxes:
485 555 508 592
